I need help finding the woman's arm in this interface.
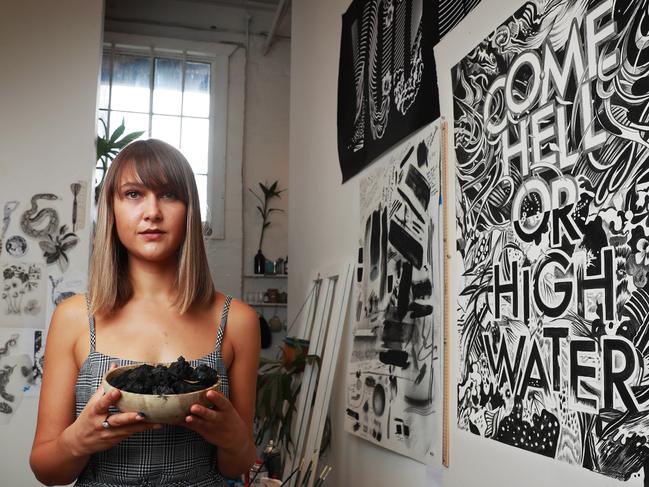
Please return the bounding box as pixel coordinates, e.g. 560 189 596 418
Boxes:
29 295 91 485
183 299 260 478
216 301 260 476
30 295 158 486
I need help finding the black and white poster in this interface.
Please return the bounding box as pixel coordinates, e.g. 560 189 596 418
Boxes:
345 122 441 463
337 0 439 183
453 0 649 480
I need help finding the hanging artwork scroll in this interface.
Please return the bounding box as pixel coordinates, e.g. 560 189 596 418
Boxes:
453 0 649 480
337 0 439 182
345 122 441 463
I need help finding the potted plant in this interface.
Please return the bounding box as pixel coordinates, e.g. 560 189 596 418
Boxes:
255 339 318 454
249 181 285 274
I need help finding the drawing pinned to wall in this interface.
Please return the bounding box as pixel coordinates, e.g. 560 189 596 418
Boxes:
1 201 20 260
46 271 86 327
25 329 45 396
337 0 439 182
345 122 441 463
0 329 38 421
40 224 79 272
20 193 59 239
1 262 45 328
453 0 649 480
70 181 88 232
5 236 27 257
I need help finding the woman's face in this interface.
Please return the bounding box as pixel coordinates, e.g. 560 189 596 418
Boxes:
113 162 187 264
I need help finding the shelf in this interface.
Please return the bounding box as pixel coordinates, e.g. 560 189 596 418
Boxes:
244 274 288 279
249 302 287 307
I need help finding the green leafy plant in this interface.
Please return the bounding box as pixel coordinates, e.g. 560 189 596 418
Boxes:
95 118 145 202
249 181 285 250
255 340 320 454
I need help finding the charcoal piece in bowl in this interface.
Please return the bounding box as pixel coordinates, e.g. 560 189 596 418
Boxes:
107 356 219 395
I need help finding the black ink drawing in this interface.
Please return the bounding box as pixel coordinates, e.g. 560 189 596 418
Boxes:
1 201 20 259
70 181 87 232
0 330 34 420
5 235 27 257
20 193 59 239
0 334 19 358
29 330 45 386
70 182 81 232
0 364 17 414
337 0 439 182
40 224 79 273
27 330 44 390
453 0 649 480
345 123 441 462
1 201 19 239
49 275 76 306
1 263 42 316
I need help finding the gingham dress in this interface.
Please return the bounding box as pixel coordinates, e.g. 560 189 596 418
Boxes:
74 294 232 487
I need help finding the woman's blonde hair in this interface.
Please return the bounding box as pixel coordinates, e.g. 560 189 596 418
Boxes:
88 139 215 316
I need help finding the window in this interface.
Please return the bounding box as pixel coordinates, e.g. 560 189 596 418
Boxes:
98 33 236 238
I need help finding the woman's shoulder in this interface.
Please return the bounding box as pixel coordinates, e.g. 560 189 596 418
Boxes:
223 295 257 324
48 294 88 341
46 293 89 362
215 293 258 337
53 293 89 323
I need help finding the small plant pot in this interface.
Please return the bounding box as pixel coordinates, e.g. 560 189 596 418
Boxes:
281 337 310 371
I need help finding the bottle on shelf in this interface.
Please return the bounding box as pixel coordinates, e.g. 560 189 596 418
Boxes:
254 250 265 274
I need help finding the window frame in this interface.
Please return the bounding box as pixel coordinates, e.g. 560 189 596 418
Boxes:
101 32 236 239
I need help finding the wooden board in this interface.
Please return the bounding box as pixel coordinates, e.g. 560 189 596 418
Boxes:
440 119 451 468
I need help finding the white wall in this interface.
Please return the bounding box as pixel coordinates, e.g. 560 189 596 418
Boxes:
105 0 290 296
0 0 104 485
289 0 634 486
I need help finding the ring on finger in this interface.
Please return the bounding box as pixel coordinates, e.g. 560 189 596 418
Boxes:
101 414 111 429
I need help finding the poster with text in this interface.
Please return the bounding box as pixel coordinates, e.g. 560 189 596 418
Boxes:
453 0 649 480
345 122 441 463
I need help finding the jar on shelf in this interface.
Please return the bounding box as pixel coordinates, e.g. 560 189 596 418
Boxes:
266 288 279 303
274 257 285 275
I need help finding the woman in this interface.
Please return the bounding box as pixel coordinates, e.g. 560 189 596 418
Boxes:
30 139 260 486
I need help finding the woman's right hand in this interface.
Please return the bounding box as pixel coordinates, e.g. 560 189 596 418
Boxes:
61 365 162 457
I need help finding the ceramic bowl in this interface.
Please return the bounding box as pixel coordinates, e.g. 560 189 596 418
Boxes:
102 363 220 424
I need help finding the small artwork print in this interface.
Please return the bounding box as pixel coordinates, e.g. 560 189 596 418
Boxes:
344 122 441 463
5 235 27 257
1 262 45 328
0 329 35 423
46 272 85 329
24 329 45 396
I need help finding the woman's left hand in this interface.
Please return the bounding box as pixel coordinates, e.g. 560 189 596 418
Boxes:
183 390 250 452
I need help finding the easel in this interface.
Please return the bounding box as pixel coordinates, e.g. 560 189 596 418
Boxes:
282 261 354 486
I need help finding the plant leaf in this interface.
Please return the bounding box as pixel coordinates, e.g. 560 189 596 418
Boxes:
109 120 126 143
116 130 145 148
60 236 79 251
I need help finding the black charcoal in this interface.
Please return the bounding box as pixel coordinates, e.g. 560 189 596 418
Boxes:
108 356 218 395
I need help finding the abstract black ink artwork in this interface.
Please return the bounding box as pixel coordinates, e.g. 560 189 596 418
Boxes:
345 123 441 462
453 0 649 480
337 0 439 183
